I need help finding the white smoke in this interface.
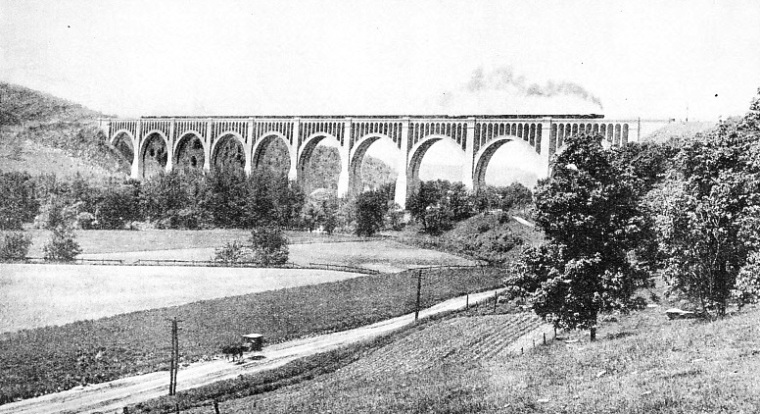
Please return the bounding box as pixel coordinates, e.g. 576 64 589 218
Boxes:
433 66 604 115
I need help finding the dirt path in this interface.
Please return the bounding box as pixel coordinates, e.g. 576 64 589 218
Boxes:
0 288 505 414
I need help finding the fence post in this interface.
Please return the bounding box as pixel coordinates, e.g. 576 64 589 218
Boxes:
175 402 180 413
214 399 220 414
543 332 546 345
493 291 497 313
415 269 422 321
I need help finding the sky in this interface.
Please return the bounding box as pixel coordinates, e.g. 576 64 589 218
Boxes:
2 0 760 122
2 0 759 187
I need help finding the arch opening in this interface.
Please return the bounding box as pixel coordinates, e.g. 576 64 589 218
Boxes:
476 137 543 191
212 134 246 173
253 134 290 176
298 134 342 197
112 131 134 165
409 136 464 195
350 135 400 195
140 132 168 178
174 133 205 171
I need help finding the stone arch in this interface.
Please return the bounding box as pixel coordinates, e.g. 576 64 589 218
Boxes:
349 133 400 194
407 134 463 193
211 132 247 173
110 129 135 164
252 132 292 173
472 136 542 191
173 131 205 170
139 130 169 178
298 133 342 195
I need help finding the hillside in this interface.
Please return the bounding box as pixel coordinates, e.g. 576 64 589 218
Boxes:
168 289 760 414
0 82 130 178
642 121 715 144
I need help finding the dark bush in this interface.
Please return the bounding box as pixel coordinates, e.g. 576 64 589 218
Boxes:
0 232 32 262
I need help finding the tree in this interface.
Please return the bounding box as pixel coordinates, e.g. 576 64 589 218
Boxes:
354 190 388 237
651 137 760 316
0 232 32 262
512 133 651 340
249 226 289 266
407 180 476 234
0 171 38 230
43 225 81 262
213 240 253 265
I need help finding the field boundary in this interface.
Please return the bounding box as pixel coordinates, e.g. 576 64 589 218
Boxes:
11 257 381 275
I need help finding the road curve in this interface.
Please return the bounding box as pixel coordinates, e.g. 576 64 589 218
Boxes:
0 288 505 414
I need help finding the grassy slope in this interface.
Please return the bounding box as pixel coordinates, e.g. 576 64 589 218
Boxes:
0 267 503 404
0 82 129 178
169 295 760 414
641 121 714 144
396 211 545 262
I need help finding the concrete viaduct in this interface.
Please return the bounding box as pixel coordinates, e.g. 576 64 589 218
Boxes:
98 115 648 209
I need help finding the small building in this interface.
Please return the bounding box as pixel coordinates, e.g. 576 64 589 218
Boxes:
242 334 264 352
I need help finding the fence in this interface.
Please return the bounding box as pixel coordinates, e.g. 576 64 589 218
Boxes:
14 257 380 275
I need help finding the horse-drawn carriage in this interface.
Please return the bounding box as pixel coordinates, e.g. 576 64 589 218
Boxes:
221 333 264 362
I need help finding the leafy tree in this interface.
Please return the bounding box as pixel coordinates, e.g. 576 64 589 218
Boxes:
407 180 475 234
512 133 651 340
95 183 141 229
213 240 253 265
651 138 760 316
354 190 389 237
321 196 340 235
300 201 323 232
43 225 81 262
0 171 38 229
0 232 32 262
249 226 289 266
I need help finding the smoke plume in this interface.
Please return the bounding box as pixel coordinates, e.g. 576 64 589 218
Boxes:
437 66 604 114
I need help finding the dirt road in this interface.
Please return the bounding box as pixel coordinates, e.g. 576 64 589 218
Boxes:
0 288 505 414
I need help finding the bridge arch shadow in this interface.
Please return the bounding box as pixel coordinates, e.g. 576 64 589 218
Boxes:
174 131 206 171
110 130 135 165
211 132 247 173
140 131 169 178
253 132 292 175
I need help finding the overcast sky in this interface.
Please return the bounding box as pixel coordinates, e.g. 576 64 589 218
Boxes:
2 0 759 121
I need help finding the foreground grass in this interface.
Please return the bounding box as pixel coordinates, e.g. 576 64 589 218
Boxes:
0 267 504 405
164 300 760 413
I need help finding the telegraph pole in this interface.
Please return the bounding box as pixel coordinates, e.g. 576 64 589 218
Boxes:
168 317 179 396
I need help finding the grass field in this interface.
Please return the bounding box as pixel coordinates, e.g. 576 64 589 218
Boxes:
175 306 544 414
0 267 505 405
0 264 363 333
175 299 760 413
23 229 378 257
76 240 474 272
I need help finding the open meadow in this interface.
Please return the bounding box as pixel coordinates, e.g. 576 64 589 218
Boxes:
23 229 377 257
0 264 363 334
0 267 505 404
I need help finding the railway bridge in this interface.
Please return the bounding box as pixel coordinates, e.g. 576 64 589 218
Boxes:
98 115 655 208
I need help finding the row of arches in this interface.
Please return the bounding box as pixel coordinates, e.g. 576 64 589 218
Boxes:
111 128 547 200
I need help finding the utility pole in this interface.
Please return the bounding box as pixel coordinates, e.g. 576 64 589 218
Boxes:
168 317 179 396
415 269 422 321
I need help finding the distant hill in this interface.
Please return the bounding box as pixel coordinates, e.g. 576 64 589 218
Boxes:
641 121 715 145
0 82 129 178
